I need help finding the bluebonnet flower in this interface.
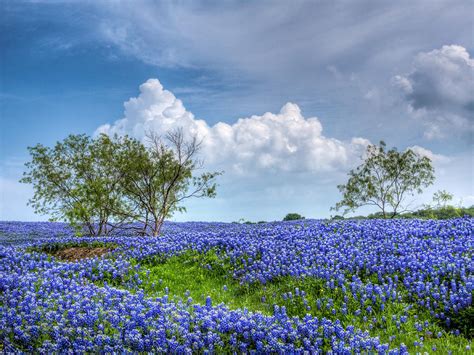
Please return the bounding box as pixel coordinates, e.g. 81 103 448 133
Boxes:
1 218 472 353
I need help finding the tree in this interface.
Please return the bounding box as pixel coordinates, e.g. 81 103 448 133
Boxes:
333 141 435 218
21 130 222 237
432 189 453 208
20 134 130 235
115 129 222 236
283 213 305 221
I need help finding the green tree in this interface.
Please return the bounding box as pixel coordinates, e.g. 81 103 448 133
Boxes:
432 189 454 208
283 213 305 221
20 134 131 235
333 141 435 218
114 129 222 236
21 131 222 237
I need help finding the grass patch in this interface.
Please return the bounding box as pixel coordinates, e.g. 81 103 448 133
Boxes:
133 249 471 353
138 249 254 310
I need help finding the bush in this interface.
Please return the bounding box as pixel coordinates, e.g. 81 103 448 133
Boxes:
447 306 474 339
283 213 305 221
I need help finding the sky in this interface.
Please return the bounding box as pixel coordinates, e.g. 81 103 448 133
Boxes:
1 0 473 222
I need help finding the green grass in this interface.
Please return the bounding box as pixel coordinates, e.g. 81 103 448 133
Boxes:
137 249 256 310
127 249 471 354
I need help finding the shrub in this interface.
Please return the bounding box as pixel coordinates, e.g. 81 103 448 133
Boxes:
283 213 305 221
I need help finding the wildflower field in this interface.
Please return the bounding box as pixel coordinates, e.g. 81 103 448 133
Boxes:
0 218 472 353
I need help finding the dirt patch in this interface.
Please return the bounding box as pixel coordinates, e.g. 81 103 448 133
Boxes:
51 246 113 261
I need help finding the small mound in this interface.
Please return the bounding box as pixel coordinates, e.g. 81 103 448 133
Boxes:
52 246 112 261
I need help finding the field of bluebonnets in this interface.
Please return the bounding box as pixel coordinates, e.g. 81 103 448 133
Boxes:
0 218 473 353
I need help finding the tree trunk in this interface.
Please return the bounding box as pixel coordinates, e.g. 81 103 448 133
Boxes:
140 211 149 236
86 222 95 236
152 222 161 237
152 218 164 237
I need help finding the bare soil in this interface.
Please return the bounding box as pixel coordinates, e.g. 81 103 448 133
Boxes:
51 246 113 261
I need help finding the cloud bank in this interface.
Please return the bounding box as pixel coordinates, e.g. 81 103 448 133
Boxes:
96 79 372 175
393 45 474 139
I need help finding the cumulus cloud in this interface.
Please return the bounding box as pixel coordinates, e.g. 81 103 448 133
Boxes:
393 45 474 139
96 79 372 174
407 145 450 163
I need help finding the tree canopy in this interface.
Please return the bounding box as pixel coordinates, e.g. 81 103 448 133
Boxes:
432 190 454 208
20 134 129 235
333 141 435 218
283 213 305 221
113 130 222 236
21 131 221 236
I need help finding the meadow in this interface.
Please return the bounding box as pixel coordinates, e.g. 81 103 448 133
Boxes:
0 218 472 353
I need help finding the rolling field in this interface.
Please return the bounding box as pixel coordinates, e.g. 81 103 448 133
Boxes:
0 219 472 353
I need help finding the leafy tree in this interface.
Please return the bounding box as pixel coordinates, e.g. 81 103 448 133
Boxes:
20 134 130 235
114 129 222 236
333 141 435 218
21 131 222 237
283 213 305 221
432 189 453 208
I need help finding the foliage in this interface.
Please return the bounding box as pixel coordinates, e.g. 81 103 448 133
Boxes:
447 306 474 339
362 205 474 220
283 213 305 221
403 205 474 220
113 129 222 236
21 131 221 237
334 141 435 218
20 134 130 235
432 189 454 208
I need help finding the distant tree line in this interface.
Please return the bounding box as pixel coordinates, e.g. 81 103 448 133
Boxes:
21 129 222 236
332 206 474 220
332 189 473 220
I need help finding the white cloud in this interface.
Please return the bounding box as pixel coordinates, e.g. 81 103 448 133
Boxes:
407 145 450 163
391 75 413 93
393 45 474 139
90 3 473 146
96 79 372 174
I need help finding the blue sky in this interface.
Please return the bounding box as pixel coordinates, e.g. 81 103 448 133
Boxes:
1 0 473 222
